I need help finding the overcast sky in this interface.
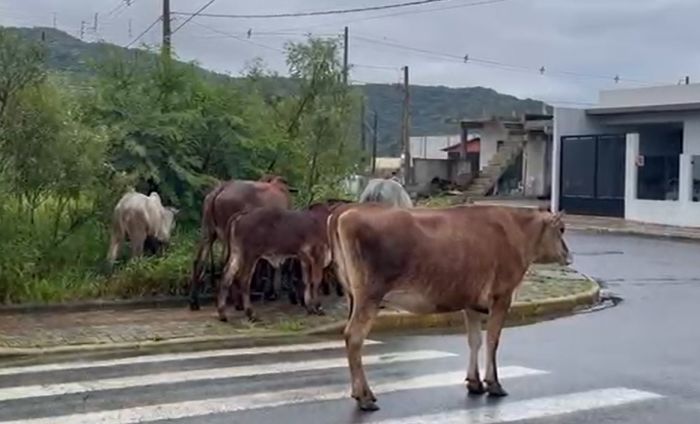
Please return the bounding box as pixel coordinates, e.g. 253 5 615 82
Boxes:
1 0 698 105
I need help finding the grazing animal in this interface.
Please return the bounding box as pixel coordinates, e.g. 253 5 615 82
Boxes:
189 176 292 311
217 201 346 322
358 178 413 207
328 204 571 411
107 191 178 269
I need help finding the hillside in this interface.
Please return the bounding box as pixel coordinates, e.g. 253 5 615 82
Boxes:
7 26 549 155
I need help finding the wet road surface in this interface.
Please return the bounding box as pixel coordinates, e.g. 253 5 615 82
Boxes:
0 231 699 423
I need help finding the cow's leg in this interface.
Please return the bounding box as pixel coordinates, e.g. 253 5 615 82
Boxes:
484 295 511 397
106 227 123 272
129 232 146 260
239 258 259 322
464 309 485 395
300 255 324 315
189 236 212 311
269 265 282 301
217 252 240 322
345 294 381 411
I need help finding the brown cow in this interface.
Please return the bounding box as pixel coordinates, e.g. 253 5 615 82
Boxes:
328 204 571 411
216 201 346 322
189 175 292 311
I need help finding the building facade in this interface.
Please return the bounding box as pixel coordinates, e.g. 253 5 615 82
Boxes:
552 83 700 227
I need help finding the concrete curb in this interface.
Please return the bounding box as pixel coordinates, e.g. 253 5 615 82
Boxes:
308 279 601 336
0 279 600 359
567 225 700 243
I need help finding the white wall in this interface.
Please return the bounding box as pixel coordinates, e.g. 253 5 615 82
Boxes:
597 83 700 108
409 135 459 160
478 123 509 170
523 135 547 196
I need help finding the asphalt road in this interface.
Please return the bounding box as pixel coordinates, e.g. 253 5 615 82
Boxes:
0 231 699 423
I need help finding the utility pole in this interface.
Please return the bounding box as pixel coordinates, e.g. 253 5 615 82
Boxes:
343 26 349 85
401 66 412 185
162 0 172 59
80 20 86 39
371 112 378 175
52 13 57 29
360 100 366 153
128 19 133 38
93 13 99 32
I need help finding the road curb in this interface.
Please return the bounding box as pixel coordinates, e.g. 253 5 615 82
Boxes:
308 279 601 335
568 225 700 243
0 279 600 360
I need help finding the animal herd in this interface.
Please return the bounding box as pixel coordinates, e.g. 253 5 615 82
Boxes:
108 174 571 412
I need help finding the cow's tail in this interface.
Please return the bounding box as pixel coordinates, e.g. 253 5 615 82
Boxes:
329 208 366 322
190 182 229 310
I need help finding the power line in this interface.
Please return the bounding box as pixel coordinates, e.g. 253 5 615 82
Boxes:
246 0 516 34
352 34 665 85
189 20 285 52
171 0 218 35
125 15 161 48
172 0 471 19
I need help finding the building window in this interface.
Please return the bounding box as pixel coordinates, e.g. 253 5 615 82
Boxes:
636 126 682 201
692 156 700 202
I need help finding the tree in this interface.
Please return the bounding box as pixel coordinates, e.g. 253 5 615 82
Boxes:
277 37 362 205
0 28 45 120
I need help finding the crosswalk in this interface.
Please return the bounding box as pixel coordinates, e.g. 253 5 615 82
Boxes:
0 338 665 424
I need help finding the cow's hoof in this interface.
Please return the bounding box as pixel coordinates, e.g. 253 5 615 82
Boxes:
189 302 200 311
357 398 380 412
315 307 326 316
218 315 228 322
466 379 486 395
234 304 244 311
264 293 279 302
486 382 508 397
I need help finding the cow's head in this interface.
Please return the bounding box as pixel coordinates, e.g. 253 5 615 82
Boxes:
533 211 571 266
158 206 179 245
260 174 298 193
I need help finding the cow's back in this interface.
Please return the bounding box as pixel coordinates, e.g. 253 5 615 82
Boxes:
205 180 291 238
334 205 529 310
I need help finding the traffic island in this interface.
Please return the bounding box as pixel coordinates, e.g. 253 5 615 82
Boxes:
0 265 598 358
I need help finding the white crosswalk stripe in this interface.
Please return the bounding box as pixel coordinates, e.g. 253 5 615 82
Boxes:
0 368 547 424
370 388 664 424
0 339 381 376
0 349 453 401
0 340 665 424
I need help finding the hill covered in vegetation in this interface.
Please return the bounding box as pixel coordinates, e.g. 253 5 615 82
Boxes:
8 26 548 155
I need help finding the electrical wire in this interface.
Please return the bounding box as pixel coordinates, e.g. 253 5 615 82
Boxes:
171 0 472 19
124 15 161 48
172 0 218 35
352 34 665 85
188 20 285 52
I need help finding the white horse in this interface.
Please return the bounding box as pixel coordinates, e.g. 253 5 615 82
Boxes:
107 190 178 268
358 178 413 208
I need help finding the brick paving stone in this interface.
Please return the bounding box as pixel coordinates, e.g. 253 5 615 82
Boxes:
0 265 594 350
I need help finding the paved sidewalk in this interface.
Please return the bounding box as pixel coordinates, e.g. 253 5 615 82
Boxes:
565 214 700 241
470 199 700 241
0 265 597 355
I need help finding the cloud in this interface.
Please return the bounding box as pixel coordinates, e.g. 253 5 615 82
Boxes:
1 0 697 104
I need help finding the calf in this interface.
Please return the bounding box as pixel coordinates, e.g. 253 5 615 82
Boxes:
217 202 343 322
328 204 571 411
107 191 178 269
189 176 292 311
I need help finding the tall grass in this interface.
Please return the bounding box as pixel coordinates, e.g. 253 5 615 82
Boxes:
0 196 199 304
